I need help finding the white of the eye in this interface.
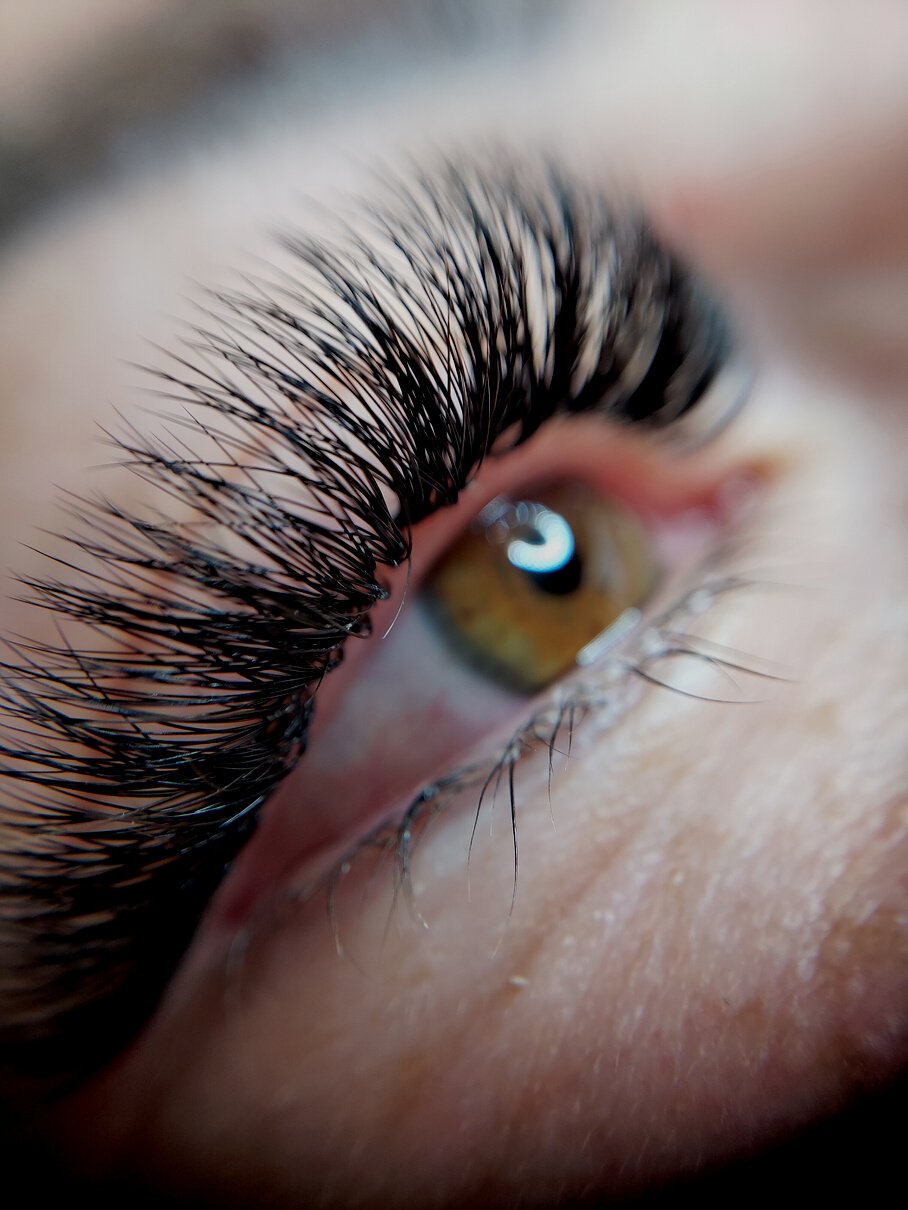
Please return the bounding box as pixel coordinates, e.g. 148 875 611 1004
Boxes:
505 504 575 575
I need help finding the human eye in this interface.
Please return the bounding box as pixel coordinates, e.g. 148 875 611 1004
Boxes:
3 6 908 1206
0 157 742 1084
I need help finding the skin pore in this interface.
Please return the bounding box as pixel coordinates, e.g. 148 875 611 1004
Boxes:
1 1 907 1204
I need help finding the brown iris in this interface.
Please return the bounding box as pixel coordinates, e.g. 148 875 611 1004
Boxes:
422 483 658 694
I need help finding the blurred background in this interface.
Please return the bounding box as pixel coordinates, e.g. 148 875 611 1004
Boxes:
0 0 559 240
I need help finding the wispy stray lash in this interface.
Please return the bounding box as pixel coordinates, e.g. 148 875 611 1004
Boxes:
0 159 732 1101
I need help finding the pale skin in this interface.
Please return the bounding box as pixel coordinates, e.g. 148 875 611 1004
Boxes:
2 2 907 1203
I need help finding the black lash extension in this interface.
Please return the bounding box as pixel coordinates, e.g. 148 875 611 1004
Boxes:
0 159 733 1105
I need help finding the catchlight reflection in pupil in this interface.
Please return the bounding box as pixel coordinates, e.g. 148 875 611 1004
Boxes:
422 483 659 695
500 502 582 596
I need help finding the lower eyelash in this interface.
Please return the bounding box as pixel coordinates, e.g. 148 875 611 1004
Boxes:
0 156 737 1102
240 537 797 970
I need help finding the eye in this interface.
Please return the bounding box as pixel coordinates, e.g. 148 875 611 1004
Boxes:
421 483 658 694
0 159 742 1099
213 430 743 936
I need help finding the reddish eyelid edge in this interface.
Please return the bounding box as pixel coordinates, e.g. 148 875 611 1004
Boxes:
197 417 769 946
402 417 770 594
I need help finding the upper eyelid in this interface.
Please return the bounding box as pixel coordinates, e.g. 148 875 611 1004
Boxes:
0 159 735 1100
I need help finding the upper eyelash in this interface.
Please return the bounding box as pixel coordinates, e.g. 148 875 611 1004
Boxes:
0 157 733 1103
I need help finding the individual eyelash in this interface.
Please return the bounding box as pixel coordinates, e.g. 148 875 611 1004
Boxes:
0 157 734 1104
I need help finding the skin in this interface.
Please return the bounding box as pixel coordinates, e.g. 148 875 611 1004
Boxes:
1 1 906 1203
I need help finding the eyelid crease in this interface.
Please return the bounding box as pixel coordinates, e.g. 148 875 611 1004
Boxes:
0 156 737 1105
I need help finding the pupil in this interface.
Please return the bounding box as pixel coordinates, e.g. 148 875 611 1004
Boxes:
524 548 584 595
503 504 584 596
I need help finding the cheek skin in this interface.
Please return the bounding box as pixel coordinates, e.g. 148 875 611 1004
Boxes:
57 374 908 1207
